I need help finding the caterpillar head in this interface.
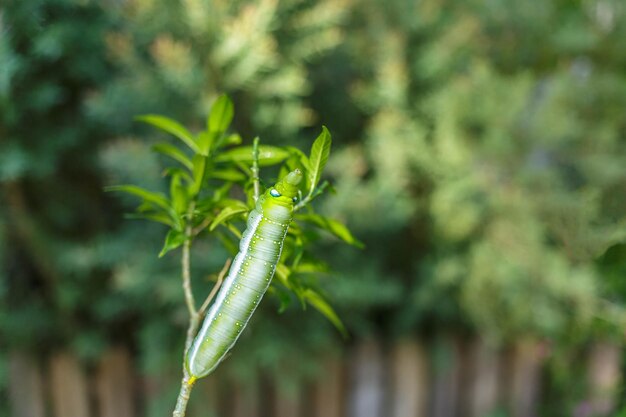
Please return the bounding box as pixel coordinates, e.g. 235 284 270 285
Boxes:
265 169 302 208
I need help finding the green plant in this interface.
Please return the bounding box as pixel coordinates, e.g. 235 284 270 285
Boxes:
107 95 360 416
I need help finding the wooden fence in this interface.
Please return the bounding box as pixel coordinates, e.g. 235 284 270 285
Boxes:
7 337 622 417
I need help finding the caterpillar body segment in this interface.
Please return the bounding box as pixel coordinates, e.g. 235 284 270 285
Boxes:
186 170 302 378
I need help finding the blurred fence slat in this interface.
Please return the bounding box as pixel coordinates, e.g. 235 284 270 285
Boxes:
586 341 622 417
390 339 429 417
431 337 462 417
7 337 625 417
188 375 220 417
468 339 501 417
96 347 135 417
273 374 302 417
49 353 91 417
8 352 46 417
509 341 542 417
232 377 260 417
348 339 385 417
312 356 344 417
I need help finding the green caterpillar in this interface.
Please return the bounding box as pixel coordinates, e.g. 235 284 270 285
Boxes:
186 169 303 379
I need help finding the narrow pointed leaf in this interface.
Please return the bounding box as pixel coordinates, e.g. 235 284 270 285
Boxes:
136 115 201 154
209 206 249 231
152 143 193 170
208 95 234 134
105 185 171 212
125 213 176 228
303 289 347 337
196 131 217 156
209 169 247 182
215 145 289 166
170 173 189 214
191 155 207 195
307 126 331 192
159 229 186 257
296 213 364 248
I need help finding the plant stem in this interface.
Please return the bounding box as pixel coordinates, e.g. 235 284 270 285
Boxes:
173 375 196 417
294 181 330 211
173 203 200 417
199 258 231 316
252 136 261 201
173 213 231 417
182 202 197 317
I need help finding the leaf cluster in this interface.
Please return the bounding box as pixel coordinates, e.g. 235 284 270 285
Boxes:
108 95 360 335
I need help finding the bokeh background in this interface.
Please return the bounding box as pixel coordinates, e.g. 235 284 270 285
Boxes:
2 0 626 416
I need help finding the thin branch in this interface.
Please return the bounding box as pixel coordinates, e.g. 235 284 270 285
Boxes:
192 216 213 236
294 181 330 211
173 202 200 417
173 376 196 417
199 258 232 316
181 202 198 317
251 136 261 202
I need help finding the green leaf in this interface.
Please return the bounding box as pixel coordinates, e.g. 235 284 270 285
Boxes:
303 289 347 337
105 185 171 212
307 126 331 193
208 94 234 134
196 131 217 156
136 115 202 154
270 286 293 314
159 229 186 257
274 263 292 289
209 169 247 182
280 146 310 182
221 133 242 147
295 261 330 274
215 231 239 255
161 167 193 183
190 155 207 195
209 206 249 231
296 214 364 248
152 143 193 170
170 173 188 214
125 213 176 228
215 145 289 166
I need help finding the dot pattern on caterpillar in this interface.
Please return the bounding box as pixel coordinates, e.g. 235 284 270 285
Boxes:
186 170 303 378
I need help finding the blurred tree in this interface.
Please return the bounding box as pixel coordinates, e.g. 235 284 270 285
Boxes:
91 0 350 139
319 0 626 341
0 0 122 354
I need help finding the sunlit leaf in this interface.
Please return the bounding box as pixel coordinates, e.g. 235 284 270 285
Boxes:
125 213 176 228
274 263 292 289
296 214 364 248
215 145 290 166
307 126 331 193
161 167 193 183
209 206 249 231
170 173 188 214
152 143 193 170
136 115 201 154
208 94 234 134
279 146 310 183
302 289 347 337
295 261 330 274
269 286 293 314
221 133 242 147
210 169 247 182
191 155 207 195
196 131 217 156
105 185 171 212
159 229 186 257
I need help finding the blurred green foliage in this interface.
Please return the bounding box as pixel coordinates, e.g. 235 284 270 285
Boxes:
2 0 626 415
